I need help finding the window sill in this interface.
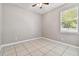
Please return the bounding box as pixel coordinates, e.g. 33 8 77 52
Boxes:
60 31 79 35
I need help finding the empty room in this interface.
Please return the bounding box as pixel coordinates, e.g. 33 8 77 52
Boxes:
0 3 79 56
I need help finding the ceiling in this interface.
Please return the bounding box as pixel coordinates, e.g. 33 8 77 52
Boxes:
12 3 65 14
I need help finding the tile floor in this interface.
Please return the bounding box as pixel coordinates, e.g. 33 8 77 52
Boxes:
2 38 79 56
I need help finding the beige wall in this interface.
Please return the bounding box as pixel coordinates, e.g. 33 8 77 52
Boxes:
0 4 2 56
2 4 42 44
1 3 79 46
43 3 79 46
0 4 2 45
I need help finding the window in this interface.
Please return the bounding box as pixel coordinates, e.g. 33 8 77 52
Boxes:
60 7 78 32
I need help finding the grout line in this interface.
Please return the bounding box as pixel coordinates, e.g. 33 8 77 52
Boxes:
61 46 70 56
42 37 79 48
1 48 4 56
22 44 32 56
42 49 52 56
1 37 42 48
32 40 54 55
0 37 42 56
22 39 48 56
42 43 61 56
2 47 6 56
41 40 70 56
14 45 17 56
23 42 39 56
36 46 46 56
2 37 78 56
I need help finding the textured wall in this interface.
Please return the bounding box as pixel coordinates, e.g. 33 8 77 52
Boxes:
43 3 79 46
0 3 2 56
1 3 79 46
2 4 42 44
0 4 2 45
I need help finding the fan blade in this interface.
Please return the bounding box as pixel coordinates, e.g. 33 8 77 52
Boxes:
43 3 49 5
32 4 37 7
40 6 42 9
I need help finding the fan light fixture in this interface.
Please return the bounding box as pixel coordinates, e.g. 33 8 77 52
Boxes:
32 3 49 9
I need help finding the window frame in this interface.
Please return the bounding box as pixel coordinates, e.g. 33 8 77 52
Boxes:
60 7 78 33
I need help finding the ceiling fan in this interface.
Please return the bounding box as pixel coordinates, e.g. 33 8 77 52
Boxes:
32 3 49 9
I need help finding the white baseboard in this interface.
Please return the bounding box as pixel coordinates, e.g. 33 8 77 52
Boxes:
1 37 42 48
0 47 1 51
0 37 79 50
42 37 79 48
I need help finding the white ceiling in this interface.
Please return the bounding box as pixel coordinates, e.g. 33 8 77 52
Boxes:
12 3 64 14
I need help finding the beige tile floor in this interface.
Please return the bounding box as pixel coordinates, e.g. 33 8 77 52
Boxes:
2 39 79 56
